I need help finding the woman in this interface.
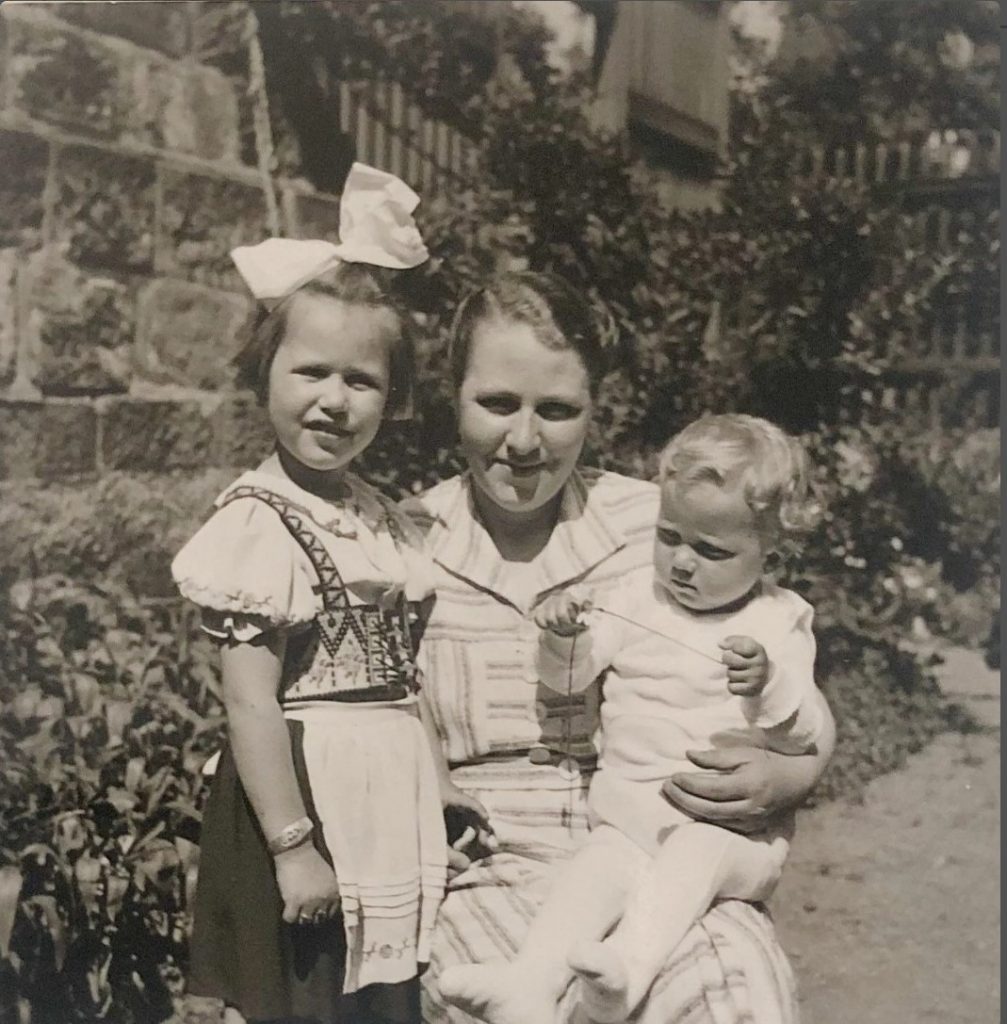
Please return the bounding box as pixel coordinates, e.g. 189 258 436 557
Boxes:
405 271 834 1024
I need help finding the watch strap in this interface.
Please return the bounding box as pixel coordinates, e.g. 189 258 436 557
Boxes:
267 816 314 856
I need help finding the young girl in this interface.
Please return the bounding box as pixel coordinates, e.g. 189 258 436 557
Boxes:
439 414 827 1024
173 164 466 1024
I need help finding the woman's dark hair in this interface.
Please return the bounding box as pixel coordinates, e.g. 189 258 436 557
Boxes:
234 261 414 417
449 271 609 396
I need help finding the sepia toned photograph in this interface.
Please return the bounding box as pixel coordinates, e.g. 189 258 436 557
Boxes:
0 2 999 1023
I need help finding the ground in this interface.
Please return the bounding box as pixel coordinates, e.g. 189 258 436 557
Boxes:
771 645 1000 1024
184 646 1000 1024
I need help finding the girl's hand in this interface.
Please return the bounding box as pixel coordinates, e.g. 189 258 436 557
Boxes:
719 635 769 696
273 844 342 925
534 589 592 637
661 746 812 835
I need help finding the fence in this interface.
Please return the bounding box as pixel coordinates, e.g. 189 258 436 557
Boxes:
336 79 480 195
795 130 1001 186
798 130 1000 429
333 76 1000 428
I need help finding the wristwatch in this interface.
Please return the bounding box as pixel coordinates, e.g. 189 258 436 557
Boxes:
267 816 314 856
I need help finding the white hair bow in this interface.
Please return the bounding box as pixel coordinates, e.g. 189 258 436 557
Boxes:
230 163 429 305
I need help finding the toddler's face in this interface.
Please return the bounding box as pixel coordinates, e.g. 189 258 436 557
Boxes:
267 292 398 474
653 478 767 612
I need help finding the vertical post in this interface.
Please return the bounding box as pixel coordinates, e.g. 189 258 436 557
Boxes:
244 5 282 235
389 81 405 180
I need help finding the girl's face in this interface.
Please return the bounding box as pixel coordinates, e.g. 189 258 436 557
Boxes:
457 315 593 522
267 292 398 475
654 478 768 612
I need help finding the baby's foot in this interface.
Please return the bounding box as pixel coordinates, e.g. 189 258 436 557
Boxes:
568 941 634 1023
438 963 557 1024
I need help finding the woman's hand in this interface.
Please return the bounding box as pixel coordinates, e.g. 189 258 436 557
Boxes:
441 780 498 873
274 844 341 925
440 779 491 824
661 689 835 833
661 742 827 834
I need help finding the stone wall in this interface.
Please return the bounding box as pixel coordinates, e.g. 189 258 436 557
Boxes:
0 2 345 482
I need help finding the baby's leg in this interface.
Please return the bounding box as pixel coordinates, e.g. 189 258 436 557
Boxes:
570 822 787 1023
438 824 644 1024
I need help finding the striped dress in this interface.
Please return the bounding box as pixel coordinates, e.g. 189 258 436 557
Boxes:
403 469 799 1024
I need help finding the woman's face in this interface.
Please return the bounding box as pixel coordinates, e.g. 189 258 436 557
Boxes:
457 315 593 520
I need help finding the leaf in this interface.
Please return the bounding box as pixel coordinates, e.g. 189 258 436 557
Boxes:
105 700 134 744
53 813 88 861
74 855 104 916
124 756 146 793
0 865 23 957
24 895 65 971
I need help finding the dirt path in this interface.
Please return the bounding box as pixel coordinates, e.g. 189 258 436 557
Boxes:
771 646 1000 1024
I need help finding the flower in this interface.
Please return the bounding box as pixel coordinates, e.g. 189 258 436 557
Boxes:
834 440 876 493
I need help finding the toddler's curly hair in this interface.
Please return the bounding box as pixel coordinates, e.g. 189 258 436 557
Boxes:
658 414 821 552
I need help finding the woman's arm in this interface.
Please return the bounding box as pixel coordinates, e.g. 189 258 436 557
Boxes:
418 690 495 871
660 688 835 833
221 636 340 922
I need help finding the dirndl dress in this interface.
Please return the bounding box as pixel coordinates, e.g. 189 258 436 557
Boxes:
173 474 447 1023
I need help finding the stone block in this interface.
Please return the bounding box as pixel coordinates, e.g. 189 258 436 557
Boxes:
0 400 98 479
189 3 248 76
0 13 9 112
23 254 134 395
8 16 120 137
0 250 17 388
158 168 268 288
121 55 239 162
135 279 251 388
99 398 213 471
53 2 190 59
188 4 254 163
293 191 343 241
212 394 274 468
0 129 49 247
36 400 99 478
51 144 157 272
163 64 240 163
0 402 39 479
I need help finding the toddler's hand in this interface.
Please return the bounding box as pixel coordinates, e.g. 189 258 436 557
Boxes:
534 589 592 637
719 635 770 696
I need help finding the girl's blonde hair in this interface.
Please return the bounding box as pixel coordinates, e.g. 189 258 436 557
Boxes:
658 414 820 547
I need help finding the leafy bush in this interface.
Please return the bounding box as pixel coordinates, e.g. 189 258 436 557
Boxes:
810 625 970 803
0 471 235 598
0 575 224 1023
